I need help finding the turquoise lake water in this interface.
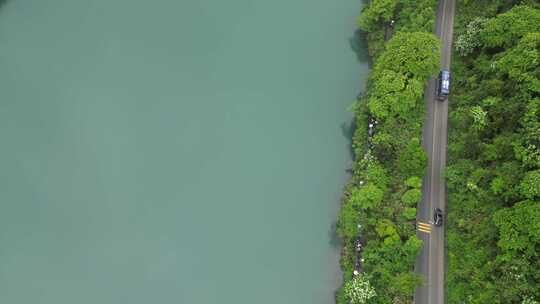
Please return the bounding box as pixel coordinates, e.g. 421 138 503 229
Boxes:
0 0 368 303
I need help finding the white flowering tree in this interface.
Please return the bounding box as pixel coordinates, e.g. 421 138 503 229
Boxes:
455 17 488 56
344 274 376 304
522 297 539 304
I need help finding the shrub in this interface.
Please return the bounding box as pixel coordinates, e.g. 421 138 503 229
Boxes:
402 189 422 206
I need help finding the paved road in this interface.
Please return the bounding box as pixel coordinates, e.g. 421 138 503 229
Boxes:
415 0 455 304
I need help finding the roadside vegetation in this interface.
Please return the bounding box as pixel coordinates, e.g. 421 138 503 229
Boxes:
336 1 439 303
447 2 540 303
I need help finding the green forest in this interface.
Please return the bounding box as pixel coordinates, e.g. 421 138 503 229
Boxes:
448 1 540 303
337 0 540 304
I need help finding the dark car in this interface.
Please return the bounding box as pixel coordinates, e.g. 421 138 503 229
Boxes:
437 70 451 101
433 208 444 226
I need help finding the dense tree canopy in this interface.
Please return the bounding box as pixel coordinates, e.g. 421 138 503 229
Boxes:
481 5 540 48
374 32 440 80
358 0 399 32
493 200 540 253
447 2 540 303
397 137 427 178
357 0 438 58
349 184 385 210
401 189 422 206
394 0 437 33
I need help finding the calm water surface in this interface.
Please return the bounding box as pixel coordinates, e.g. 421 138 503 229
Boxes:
0 0 368 303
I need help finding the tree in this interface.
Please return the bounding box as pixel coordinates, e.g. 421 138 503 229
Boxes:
372 131 398 161
489 161 525 203
520 170 540 199
523 297 540 304
364 159 391 192
481 5 540 48
376 220 400 244
455 17 488 56
514 98 540 168
397 138 428 178
490 177 505 195
493 200 540 253
338 201 360 240
403 235 423 261
344 274 377 304
389 272 421 299
402 189 422 206
394 0 437 33
367 69 422 120
402 207 417 220
349 184 384 210
358 0 399 32
374 31 440 80
469 105 488 131
405 176 422 188
496 33 540 92
492 201 540 300
445 3 540 303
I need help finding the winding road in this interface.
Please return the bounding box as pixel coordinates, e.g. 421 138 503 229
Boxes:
414 0 456 304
